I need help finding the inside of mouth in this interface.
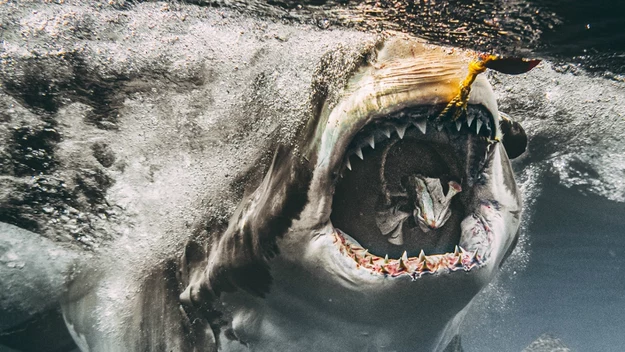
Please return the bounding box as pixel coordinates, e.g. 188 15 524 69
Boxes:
330 105 493 261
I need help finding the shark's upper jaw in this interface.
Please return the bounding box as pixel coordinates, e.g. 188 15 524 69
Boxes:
328 103 498 278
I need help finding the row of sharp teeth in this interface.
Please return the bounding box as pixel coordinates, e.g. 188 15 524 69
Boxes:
343 115 490 171
334 230 483 278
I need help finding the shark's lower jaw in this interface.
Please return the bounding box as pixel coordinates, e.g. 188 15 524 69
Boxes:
333 229 483 278
329 105 498 278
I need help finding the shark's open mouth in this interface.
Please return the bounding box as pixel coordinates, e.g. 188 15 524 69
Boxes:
330 105 497 278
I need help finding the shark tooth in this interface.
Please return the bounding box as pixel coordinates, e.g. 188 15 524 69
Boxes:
380 264 389 274
467 114 475 126
420 258 431 272
454 245 460 256
346 158 352 171
453 255 463 267
382 128 391 138
401 251 408 262
456 121 462 131
365 136 375 149
418 249 426 262
384 254 389 264
413 120 427 134
355 148 364 160
396 124 407 139
476 119 483 134
472 249 480 263
398 256 408 271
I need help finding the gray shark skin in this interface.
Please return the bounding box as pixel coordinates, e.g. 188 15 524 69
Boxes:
1 2 624 352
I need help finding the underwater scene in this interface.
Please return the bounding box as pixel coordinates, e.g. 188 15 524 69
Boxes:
1 1 624 351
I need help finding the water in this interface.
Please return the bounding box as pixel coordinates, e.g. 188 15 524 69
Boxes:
1 1 624 351
464 179 625 351
459 58 625 350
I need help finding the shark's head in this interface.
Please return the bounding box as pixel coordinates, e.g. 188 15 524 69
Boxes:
181 36 527 352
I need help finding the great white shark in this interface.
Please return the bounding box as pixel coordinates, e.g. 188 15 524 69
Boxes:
177 36 530 352
0 2 537 352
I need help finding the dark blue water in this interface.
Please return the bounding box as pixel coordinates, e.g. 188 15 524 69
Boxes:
467 180 625 351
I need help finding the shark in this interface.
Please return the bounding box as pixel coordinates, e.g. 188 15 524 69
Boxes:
178 36 530 352
0 2 534 352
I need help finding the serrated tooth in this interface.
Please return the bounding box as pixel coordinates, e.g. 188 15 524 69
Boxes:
346 158 352 171
399 256 408 271
355 148 363 160
413 120 427 134
472 249 480 262
418 249 426 262
420 258 431 271
453 255 463 266
456 121 462 131
396 124 407 139
476 119 483 134
467 114 475 126
366 136 375 149
382 128 391 138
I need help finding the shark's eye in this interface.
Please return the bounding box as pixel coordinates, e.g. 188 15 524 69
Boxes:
330 105 495 260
